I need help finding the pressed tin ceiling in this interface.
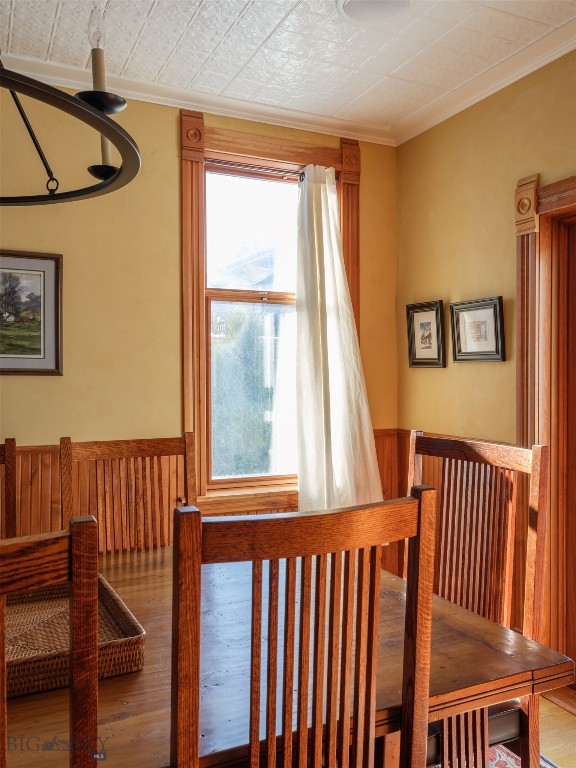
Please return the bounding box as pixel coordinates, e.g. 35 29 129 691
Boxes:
1 0 575 145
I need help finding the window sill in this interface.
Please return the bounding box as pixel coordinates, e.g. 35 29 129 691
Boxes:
196 485 298 515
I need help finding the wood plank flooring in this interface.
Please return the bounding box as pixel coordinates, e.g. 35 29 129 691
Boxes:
540 698 576 768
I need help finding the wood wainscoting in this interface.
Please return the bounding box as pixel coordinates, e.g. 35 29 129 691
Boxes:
0 443 190 551
0 444 61 539
1 430 405 558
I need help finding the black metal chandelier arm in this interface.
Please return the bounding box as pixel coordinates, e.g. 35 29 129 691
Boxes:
0 68 141 206
1 57 59 191
9 88 60 192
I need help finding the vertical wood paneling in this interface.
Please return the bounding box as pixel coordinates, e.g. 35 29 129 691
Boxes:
4 446 60 537
3 432 403 554
373 428 400 500
40 451 52 534
374 429 402 575
2 443 190 552
19 454 30 536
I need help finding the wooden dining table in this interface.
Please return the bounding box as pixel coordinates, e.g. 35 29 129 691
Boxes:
6 547 575 768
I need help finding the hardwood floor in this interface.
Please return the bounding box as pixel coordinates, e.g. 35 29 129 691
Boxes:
6 548 576 767
540 698 576 768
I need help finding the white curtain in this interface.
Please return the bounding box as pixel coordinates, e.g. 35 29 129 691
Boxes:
296 165 383 512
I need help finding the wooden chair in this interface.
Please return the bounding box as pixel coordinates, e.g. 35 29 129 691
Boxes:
60 434 196 553
171 488 437 768
0 438 16 539
406 431 548 768
0 516 99 768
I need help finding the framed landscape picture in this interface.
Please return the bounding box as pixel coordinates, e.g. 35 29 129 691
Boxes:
406 300 446 368
0 250 62 375
450 296 505 362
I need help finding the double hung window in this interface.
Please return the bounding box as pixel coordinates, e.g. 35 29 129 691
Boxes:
181 112 360 502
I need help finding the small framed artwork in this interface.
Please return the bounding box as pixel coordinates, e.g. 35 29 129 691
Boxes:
406 300 446 368
450 296 505 362
0 249 63 375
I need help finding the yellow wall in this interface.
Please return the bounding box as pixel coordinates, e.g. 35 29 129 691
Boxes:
0 95 396 443
0 94 182 443
397 51 576 442
359 141 397 428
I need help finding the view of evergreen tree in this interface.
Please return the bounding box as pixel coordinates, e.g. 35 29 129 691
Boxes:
211 303 274 477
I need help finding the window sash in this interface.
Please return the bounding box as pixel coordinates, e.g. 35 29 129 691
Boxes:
205 294 296 490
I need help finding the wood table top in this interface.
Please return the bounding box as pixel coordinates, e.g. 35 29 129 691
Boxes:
6 547 574 768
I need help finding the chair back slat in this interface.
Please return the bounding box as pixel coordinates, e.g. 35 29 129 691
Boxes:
325 550 343 768
282 557 297 768
435 459 515 623
250 560 264 768
266 559 280 768
338 549 356 768
60 434 196 553
0 516 98 768
312 553 327 768
171 488 436 768
296 555 312 766
352 547 371 767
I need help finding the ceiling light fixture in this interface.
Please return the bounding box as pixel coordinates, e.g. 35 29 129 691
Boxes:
0 1 140 206
336 0 410 23
76 2 128 181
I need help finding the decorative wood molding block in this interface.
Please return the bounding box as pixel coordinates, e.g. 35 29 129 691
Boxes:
515 173 539 235
340 137 360 185
181 110 205 161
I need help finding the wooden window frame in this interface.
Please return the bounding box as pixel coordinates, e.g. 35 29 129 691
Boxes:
181 110 361 500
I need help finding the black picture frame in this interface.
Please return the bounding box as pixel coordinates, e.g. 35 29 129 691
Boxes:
406 300 445 368
450 296 505 362
0 249 63 375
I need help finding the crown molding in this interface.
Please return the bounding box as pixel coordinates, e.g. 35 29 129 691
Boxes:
0 54 397 147
3 17 575 150
394 19 576 145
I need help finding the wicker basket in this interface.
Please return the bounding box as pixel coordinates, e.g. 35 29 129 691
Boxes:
6 574 146 698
